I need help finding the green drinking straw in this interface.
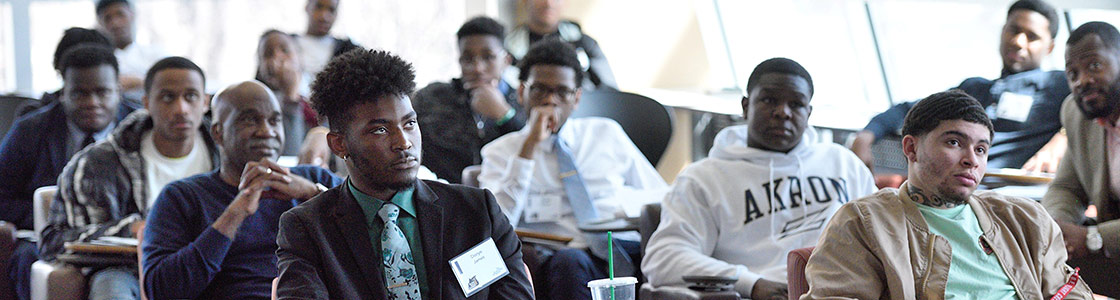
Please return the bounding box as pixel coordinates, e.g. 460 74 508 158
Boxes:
608 231 615 300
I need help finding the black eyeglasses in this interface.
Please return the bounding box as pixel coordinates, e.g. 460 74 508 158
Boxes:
528 84 576 100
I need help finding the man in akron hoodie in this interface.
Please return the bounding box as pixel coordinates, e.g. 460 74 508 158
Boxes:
642 58 876 300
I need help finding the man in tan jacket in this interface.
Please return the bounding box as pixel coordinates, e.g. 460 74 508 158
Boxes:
1042 21 1120 298
803 90 1092 299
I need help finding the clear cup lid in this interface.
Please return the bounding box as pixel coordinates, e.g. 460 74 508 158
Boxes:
587 277 638 288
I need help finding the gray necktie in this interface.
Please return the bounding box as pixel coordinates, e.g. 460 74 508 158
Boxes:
554 137 634 276
379 203 421 299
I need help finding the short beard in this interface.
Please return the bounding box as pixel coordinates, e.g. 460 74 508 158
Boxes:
349 151 418 191
1077 84 1120 120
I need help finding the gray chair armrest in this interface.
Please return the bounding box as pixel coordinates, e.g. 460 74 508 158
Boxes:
639 283 741 300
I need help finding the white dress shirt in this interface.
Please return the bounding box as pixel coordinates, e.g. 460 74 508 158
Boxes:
479 117 667 246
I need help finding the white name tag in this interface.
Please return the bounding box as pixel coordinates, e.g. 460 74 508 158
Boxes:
524 194 563 223
449 238 509 297
996 92 1034 123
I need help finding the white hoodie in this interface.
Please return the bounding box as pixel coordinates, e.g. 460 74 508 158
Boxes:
642 125 876 297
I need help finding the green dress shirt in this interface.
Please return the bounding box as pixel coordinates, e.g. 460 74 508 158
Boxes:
349 180 428 298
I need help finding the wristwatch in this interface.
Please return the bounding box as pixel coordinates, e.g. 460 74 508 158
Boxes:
1087 226 1103 253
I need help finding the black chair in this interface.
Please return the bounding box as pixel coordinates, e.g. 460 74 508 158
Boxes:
0 96 40 139
570 91 673 166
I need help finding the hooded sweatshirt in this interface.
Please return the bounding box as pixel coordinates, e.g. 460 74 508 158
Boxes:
642 124 876 297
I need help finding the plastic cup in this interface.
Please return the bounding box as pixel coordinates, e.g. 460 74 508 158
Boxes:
587 277 637 300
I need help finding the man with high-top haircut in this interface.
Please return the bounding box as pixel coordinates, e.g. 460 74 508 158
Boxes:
141 81 340 300
1042 21 1120 298
275 49 532 299
42 56 218 300
804 91 1092 299
850 0 1070 175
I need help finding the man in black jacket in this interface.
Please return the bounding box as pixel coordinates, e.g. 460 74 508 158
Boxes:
275 48 533 299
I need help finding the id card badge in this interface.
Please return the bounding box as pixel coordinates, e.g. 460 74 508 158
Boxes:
996 92 1034 123
523 194 563 223
449 238 510 297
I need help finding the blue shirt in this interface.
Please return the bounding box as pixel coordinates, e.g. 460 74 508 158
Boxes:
864 69 1069 169
141 166 341 300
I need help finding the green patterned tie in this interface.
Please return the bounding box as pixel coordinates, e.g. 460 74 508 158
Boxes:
379 203 421 299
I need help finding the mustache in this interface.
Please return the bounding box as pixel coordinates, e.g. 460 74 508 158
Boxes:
1077 87 1108 97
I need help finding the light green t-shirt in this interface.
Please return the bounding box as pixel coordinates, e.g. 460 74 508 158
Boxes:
916 203 1019 300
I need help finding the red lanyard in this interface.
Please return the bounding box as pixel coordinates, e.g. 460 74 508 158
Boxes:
1049 267 1081 300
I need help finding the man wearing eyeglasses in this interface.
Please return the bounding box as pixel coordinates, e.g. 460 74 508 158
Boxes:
412 17 526 183
478 39 666 300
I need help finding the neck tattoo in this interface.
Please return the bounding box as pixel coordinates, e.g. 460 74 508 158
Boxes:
908 185 964 209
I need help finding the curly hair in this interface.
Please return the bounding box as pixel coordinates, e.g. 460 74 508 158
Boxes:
309 48 416 132
517 38 583 86
902 89 993 139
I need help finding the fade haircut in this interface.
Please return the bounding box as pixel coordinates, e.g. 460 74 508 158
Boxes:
902 90 994 139
95 0 131 15
309 48 416 133
1008 0 1059 38
745 57 814 97
144 56 206 93
58 44 119 76
457 16 505 41
517 38 583 86
1068 21 1120 51
53 28 112 72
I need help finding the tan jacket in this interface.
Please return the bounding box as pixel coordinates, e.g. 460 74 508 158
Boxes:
802 183 1092 300
1043 95 1120 255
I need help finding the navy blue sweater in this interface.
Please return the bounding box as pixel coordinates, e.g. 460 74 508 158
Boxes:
141 166 341 300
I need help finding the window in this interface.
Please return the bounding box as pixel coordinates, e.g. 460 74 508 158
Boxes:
21 0 467 95
715 0 889 129
0 2 12 93
28 1 95 94
1067 9 1120 35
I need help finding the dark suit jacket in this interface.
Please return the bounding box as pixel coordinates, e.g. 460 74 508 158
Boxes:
275 179 534 299
0 101 137 229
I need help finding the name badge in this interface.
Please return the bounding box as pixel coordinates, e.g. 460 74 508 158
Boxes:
996 92 1034 123
449 238 510 297
524 194 563 223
